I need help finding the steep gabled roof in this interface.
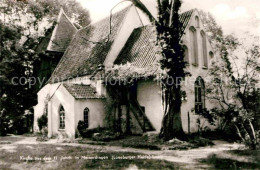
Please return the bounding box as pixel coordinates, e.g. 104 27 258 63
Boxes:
47 9 78 52
114 26 157 68
63 84 103 99
115 9 194 67
49 6 131 83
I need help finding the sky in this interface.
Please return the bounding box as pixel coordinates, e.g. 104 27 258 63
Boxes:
76 0 260 37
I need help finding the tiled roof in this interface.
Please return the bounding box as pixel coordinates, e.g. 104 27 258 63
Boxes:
63 84 103 99
114 26 157 68
115 9 194 67
179 9 194 36
47 9 78 52
49 6 131 83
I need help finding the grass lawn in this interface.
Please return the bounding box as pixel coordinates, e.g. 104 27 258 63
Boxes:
79 134 213 150
0 143 181 169
199 149 260 169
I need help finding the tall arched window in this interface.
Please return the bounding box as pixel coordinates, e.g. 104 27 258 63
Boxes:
201 30 208 67
195 77 205 114
59 105 65 129
183 45 189 63
189 26 198 65
195 16 200 28
84 108 89 128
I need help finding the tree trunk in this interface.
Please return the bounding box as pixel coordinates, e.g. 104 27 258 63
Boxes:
160 86 186 141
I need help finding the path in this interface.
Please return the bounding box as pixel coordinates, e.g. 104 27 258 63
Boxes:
0 136 246 169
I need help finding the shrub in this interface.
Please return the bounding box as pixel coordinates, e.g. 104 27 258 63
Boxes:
37 114 47 131
92 131 122 141
77 121 106 138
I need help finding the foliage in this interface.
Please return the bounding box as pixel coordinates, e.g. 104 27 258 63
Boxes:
36 0 90 27
199 10 260 149
103 92 119 132
206 32 260 149
92 130 122 142
77 121 106 138
105 63 161 85
37 114 47 131
0 0 90 135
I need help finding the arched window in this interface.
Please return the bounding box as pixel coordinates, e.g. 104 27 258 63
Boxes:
201 30 208 67
189 26 198 65
84 108 89 128
183 45 189 63
59 105 65 129
209 51 214 59
195 77 205 114
195 16 200 28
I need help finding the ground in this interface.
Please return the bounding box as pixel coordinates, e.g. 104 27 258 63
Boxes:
0 135 259 169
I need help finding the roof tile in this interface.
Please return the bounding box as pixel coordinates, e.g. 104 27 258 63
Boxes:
48 11 78 52
63 84 103 99
49 7 131 83
114 9 194 67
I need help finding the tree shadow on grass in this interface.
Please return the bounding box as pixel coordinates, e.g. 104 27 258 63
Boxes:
199 154 260 170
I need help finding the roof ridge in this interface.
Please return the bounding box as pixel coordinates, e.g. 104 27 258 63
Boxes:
79 5 132 31
46 8 78 52
181 8 196 15
48 5 132 83
60 8 78 31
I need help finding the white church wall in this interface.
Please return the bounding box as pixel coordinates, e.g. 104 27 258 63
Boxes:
104 6 144 66
48 85 75 138
137 79 163 132
180 9 216 133
33 83 60 132
74 99 105 130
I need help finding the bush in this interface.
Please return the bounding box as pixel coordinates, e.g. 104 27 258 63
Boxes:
0 119 8 136
92 131 122 142
37 114 47 131
77 121 106 138
77 120 85 134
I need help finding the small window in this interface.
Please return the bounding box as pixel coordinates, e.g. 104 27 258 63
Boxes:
195 16 200 28
189 26 198 65
84 108 89 128
209 51 214 59
195 77 205 114
59 105 65 129
201 30 208 67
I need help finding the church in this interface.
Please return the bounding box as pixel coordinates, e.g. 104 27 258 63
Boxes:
34 5 216 139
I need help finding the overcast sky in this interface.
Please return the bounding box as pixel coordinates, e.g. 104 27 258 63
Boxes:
76 0 260 37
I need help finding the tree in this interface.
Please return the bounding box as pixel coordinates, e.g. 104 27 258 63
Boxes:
37 0 90 27
0 0 90 135
129 0 187 140
200 10 260 149
207 34 260 149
